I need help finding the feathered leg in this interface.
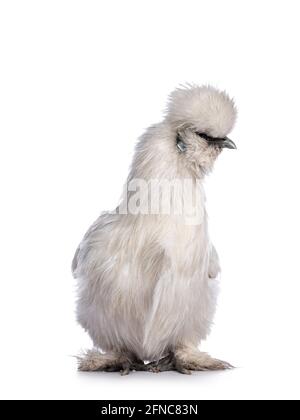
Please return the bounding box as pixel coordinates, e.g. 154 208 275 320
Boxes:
77 350 136 375
173 346 233 374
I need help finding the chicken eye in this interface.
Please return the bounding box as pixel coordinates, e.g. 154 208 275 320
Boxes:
195 132 214 142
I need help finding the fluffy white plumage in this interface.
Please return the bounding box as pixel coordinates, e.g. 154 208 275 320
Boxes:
167 84 236 137
73 84 237 374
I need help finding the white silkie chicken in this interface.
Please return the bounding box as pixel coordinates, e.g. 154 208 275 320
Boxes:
72 84 237 374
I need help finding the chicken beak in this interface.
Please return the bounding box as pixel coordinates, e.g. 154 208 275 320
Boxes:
221 137 237 149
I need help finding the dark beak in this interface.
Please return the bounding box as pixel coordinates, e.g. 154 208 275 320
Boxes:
210 137 237 149
222 137 237 149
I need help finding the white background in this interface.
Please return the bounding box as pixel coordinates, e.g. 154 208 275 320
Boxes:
0 0 300 400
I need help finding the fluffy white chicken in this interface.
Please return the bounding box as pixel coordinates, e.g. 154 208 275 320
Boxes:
73 84 237 374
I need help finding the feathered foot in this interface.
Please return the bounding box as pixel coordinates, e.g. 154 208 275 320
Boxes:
174 347 234 374
77 350 134 375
